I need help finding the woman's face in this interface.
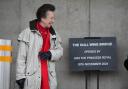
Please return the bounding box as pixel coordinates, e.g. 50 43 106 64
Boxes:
41 11 55 28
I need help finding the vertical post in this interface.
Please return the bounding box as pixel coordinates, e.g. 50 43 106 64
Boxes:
97 70 100 89
0 39 12 89
85 71 88 89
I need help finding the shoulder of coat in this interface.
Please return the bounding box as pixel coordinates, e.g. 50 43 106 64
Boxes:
20 27 31 33
17 27 32 43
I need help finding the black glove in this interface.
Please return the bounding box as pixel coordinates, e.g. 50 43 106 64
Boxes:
124 56 128 71
16 78 26 89
38 51 52 60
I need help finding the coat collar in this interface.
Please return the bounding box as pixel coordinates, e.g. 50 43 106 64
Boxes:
29 19 56 36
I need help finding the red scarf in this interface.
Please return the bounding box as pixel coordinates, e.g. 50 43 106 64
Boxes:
36 22 50 89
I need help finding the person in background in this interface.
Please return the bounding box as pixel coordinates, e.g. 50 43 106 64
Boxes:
16 4 63 89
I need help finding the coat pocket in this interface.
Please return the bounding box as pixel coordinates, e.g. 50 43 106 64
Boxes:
24 75 34 89
24 68 41 89
25 74 39 89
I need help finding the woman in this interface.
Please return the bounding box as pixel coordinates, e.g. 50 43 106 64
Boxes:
16 4 63 89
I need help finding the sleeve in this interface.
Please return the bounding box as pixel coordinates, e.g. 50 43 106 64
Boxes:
16 29 29 80
50 34 63 61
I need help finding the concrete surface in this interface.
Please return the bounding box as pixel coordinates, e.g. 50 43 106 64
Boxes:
0 0 128 89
